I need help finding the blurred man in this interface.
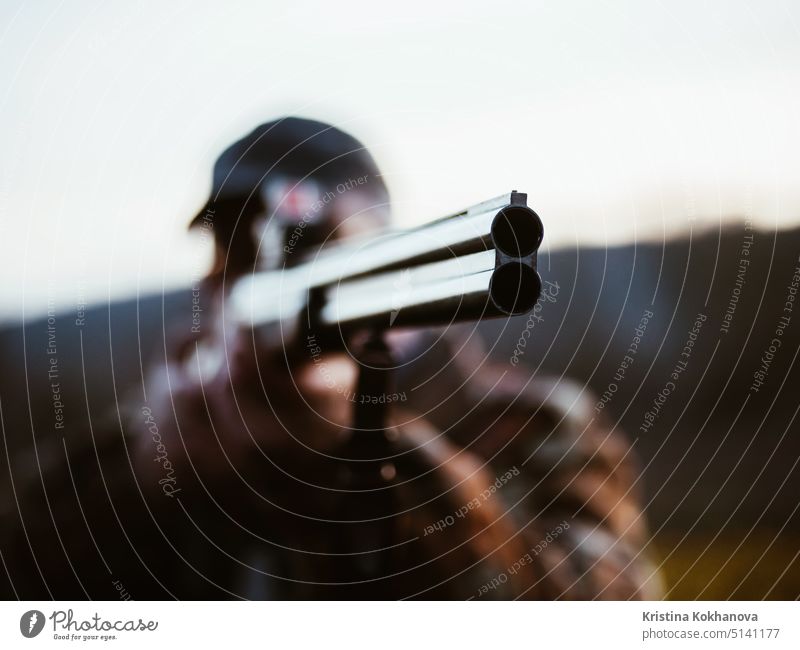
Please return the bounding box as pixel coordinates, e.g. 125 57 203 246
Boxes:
1 118 661 599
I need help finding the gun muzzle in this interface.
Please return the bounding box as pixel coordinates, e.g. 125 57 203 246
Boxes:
318 194 543 329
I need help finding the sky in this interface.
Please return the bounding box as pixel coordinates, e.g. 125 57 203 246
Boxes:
0 0 798 320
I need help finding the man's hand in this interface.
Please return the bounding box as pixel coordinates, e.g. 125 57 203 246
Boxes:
134 286 359 485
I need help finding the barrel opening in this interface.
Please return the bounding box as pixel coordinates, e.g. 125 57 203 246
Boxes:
489 263 541 315
491 206 543 258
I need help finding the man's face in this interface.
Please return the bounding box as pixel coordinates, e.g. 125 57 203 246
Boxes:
253 177 390 268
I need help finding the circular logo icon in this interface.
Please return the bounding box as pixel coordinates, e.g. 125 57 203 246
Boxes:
20 610 45 638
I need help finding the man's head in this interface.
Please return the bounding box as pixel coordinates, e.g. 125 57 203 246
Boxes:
192 117 390 276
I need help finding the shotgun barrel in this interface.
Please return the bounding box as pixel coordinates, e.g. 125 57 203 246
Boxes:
229 191 543 338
